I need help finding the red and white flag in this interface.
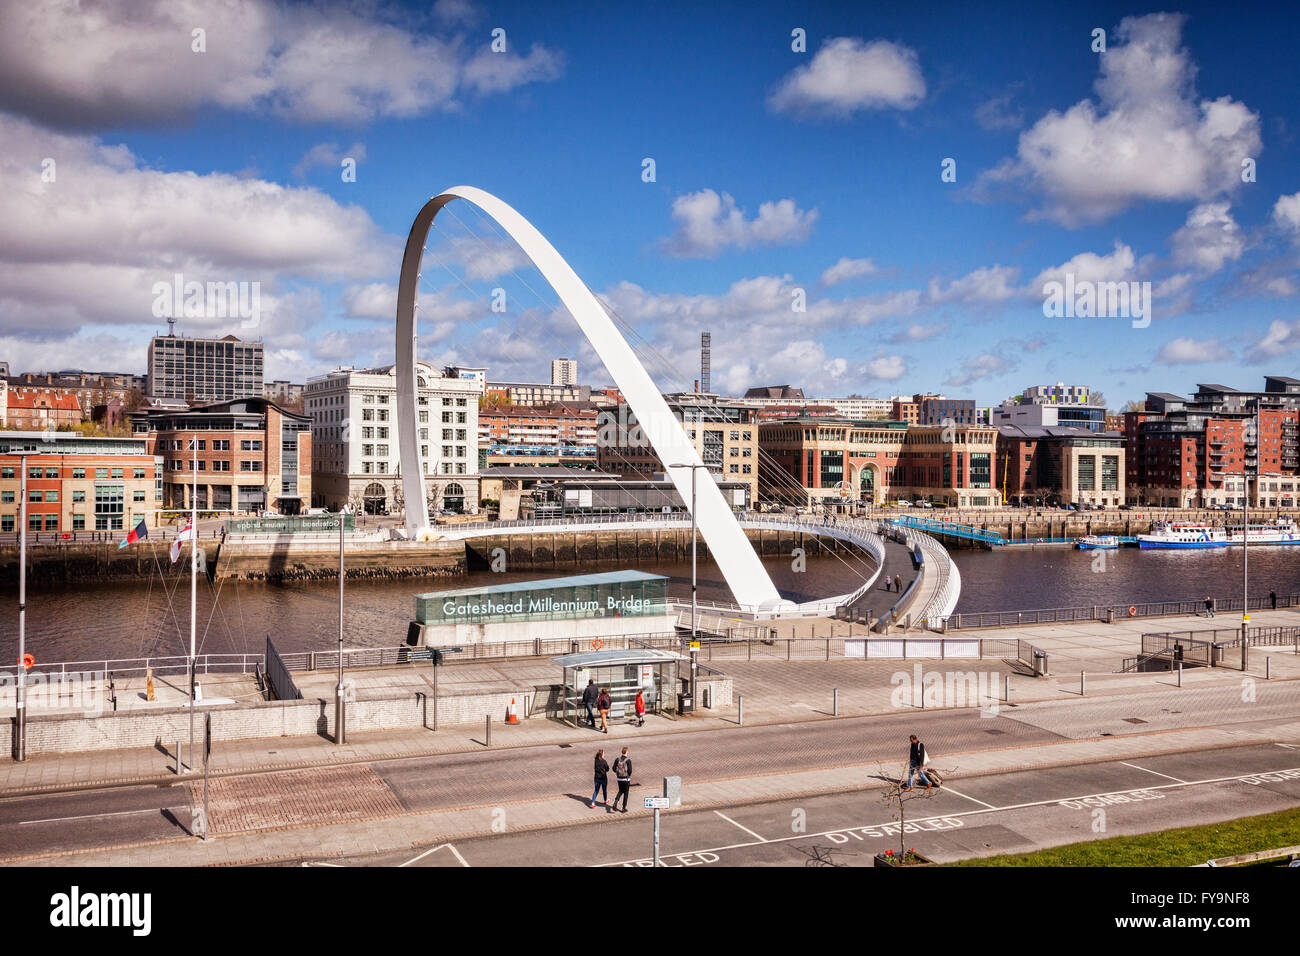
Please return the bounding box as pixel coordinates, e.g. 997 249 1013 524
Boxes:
170 520 194 563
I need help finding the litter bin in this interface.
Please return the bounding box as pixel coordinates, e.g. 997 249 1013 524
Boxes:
1033 650 1047 676
678 680 695 714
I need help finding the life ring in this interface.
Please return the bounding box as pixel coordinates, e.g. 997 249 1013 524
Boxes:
1128 606 1137 617
21 653 34 670
591 638 603 650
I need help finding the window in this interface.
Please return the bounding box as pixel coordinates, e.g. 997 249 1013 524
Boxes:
73 490 85 502
0 467 11 478
197 440 206 450
240 440 263 451
72 514 85 531
213 439 230 451
362 427 373 440
443 429 453 440
133 490 146 502
0 491 9 503
44 467 57 478
28 489 40 502
133 468 145 479
240 461 262 472
111 468 123 479
0 515 11 532
45 490 58 503
28 514 42 532
44 515 58 531
456 412 466 424
362 408 374 421
28 468 40 479
212 460 230 472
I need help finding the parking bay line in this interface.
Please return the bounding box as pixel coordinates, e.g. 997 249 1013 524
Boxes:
713 810 768 842
18 807 169 826
941 786 998 809
596 764 1300 866
400 842 470 867
1120 761 1188 784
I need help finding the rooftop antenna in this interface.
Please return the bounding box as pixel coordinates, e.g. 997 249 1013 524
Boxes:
167 317 177 337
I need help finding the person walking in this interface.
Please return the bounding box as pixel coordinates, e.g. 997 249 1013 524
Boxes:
634 689 646 727
591 749 609 809
894 574 902 592
1270 590 1278 610
581 678 599 728
611 747 633 813
596 687 612 734
1204 595 1215 618
904 734 931 791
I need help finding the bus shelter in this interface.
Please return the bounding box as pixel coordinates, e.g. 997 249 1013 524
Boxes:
554 649 684 726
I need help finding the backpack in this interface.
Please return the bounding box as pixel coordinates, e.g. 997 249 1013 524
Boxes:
614 756 629 778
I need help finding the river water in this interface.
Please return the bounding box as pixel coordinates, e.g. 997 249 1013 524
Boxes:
1 546 1296 664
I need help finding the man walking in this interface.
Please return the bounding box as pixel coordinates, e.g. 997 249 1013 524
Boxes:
1270 590 1278 610
596 687 612 734
904 734 931 791
1204 595 1215 618
894 574 903 593
611 747 633 813
581 678 599 728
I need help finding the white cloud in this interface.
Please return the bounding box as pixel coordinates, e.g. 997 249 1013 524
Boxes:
1169 202 1244 274
1244 320 1300 364
928 265 1021 304
1154 336 1231 364
0 0 563 129
1031 242 1138 290
890 323 949 343
980 13 1261 226
293 142 367 179
660 190 817 258
433 0 483 27
341 283 395 320
1274 192 1300 236
944 352 1015 388
820 257 881 287
974 90 1024 131
863 353 907 381
768 37 925 117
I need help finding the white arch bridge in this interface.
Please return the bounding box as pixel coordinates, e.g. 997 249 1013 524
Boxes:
432 513 961 625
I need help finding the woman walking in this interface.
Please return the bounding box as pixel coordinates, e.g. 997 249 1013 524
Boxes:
591 749 610 810
634 689 646 727
597 687 612 733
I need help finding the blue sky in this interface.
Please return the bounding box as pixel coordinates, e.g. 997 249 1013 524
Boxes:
1 0 1297 407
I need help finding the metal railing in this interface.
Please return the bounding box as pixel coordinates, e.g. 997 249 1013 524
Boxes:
18 653 260 680
945 594 1300 629
264 635 302 701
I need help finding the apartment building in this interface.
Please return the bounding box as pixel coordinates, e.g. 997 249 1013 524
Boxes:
996 425 1126 507
478 403 599 468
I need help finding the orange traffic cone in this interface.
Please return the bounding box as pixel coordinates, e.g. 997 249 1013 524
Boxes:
506 697 519 724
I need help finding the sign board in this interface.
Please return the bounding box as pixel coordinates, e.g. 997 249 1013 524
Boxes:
690 641 700 650
644 797 670 810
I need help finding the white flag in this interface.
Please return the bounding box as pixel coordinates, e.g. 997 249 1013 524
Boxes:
170 521 194 563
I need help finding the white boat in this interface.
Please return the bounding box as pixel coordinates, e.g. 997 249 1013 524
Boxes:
1077 535 1119 550
1137 522 1231 550
1225 519 1300 545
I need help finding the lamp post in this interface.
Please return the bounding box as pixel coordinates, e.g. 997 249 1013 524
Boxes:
670 462 708 704
336 508 346 744
11 452 27 761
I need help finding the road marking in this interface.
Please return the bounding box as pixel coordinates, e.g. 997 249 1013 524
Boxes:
942 787 997 809
1120 761 1187 783
597 765 1300 867
401 842 470 867
301 861 342 867
713 810 767 842
18 808 165 826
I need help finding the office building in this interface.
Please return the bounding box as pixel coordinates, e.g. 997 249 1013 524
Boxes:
147 333 264 401
551 359 578 387
306 363 480 513
996 425 1126 507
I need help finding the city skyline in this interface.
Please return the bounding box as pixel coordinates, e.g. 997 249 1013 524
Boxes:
1 1 1297 410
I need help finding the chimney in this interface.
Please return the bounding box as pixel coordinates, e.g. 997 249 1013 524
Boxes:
694 379 699 393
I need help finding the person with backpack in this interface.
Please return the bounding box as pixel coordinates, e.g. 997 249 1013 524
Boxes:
634 689 646 727
597 687 612 733
904 734 932 791
591 749 610 810
611 747 633 812
581 678 599 728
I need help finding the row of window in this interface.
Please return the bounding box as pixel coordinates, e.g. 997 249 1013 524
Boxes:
1 466 147 479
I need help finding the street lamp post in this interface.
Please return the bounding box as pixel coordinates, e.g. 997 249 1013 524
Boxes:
336 509 346 744
670 462 708 704
12 453 27 761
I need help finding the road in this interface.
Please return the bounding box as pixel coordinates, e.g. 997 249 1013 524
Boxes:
2 682 1298 864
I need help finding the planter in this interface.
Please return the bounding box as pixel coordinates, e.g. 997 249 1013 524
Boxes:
874 850 935 868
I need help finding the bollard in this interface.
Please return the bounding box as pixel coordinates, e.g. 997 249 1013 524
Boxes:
1080 670 1086 697
738 694 744 726
176 739 182 775
485 714 492 747
1178 662 1183 688
1266 656 1271 680
1004 674 1010 702
833 688 838 716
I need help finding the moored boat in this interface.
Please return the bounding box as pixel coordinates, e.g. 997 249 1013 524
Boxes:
1077 535 1119 550
1225 519 1300 545
1137 522 1231 549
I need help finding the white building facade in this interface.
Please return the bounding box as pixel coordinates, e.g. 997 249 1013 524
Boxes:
306 363 481 514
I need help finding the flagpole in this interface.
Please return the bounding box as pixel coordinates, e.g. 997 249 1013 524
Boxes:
188 434 197 774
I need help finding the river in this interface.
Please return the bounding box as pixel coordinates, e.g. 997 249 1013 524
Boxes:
1 546 1296 664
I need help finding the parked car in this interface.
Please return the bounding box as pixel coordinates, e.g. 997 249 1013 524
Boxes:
914 500 933 508
894 500 911 507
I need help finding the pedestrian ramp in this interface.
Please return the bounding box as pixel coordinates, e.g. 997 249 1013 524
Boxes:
887 515 1006 546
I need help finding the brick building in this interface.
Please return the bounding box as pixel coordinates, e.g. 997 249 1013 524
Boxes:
2 385 82 430
0 432 162 533
478 402 599 469
995 425 1126 507
131 398 310 515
